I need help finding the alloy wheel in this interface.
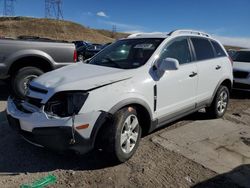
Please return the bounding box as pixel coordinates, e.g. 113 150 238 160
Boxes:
120 114 139 154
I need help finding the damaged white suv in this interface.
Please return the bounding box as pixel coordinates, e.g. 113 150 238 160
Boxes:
7 30 233 162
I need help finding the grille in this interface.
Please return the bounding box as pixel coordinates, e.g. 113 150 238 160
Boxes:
13 99 32 113
233 71 249 79
29 85 48 94
25 96 43 108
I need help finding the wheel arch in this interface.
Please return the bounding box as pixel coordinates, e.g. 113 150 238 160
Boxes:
8 56 53 75
210 78 232 105
109 99 153 135
94 98 153 148
220 79 232 91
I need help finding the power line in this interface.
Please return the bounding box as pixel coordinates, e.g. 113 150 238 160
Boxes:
45 0 63 20
3 0 15 16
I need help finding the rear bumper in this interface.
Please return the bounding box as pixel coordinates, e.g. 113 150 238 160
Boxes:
6 97 110 154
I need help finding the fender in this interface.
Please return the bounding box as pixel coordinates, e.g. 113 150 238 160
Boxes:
108 98 153 120
5 49 55 70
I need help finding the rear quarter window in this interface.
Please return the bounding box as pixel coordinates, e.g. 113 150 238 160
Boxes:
191 38 215 61
211 40 226 57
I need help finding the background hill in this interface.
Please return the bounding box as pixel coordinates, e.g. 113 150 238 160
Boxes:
0 17 244 50
0 17 128 43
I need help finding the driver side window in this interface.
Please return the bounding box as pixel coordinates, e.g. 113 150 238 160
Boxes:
158 37 191 65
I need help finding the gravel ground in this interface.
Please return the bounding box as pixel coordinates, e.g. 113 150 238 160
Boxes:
0 81 249 188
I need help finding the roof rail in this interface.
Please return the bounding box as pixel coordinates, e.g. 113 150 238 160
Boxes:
169 30 211 38
127 33 143 38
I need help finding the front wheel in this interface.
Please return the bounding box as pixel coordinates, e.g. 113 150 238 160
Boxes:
206 85 229 118
102 107 142 163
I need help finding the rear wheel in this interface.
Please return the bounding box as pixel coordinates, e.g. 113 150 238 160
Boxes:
206 85 229 118
11 67 44 99
102 107 142 162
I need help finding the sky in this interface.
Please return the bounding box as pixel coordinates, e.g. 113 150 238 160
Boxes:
2 0 250 47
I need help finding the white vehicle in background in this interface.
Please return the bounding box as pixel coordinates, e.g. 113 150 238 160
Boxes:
233 49 250 91
7 30 233 163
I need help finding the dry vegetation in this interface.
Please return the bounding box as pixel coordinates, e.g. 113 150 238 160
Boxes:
94 29 129 40
224 45 244 50
0 17 121 43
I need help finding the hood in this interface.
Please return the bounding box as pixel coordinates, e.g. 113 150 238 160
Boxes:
31 63 133 91
233 61 250 72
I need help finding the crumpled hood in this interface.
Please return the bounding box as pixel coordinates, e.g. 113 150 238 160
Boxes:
31 63 132 91
233 61 250 72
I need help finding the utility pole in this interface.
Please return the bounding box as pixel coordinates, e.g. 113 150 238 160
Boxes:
45 0 51 18
3 0 15 16
112 25 117 38
45 0 63 20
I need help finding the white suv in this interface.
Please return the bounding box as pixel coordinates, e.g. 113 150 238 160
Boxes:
7 30 233 162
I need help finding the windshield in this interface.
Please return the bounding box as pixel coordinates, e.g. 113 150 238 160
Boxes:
89 38 164 69
233 51 250 63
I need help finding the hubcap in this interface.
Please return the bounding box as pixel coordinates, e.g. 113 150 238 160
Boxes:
217 90 228 114
23 75 38 92
120 114 139 154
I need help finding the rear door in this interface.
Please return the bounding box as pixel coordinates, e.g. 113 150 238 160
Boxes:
190 37 223 104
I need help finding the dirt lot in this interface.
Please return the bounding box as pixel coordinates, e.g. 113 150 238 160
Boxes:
0 81 249 188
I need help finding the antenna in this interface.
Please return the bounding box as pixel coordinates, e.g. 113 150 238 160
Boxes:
45 0 63 20
3 0 15 16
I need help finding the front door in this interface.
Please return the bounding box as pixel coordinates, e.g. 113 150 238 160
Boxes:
155 37 198 123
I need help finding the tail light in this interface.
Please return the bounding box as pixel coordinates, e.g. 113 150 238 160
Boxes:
73 50 77 62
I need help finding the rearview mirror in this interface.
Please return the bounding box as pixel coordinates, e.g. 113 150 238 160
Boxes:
158 58 179 71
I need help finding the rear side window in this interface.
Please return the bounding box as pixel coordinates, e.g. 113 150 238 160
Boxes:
211 41 226 57
191 38 215 61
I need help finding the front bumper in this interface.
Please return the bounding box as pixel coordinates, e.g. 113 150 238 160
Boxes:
6 97 107 154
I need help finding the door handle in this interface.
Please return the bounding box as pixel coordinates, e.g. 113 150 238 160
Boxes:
189 72 197 77
215 65 221 70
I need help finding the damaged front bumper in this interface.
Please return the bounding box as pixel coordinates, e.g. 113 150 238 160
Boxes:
6 97 109 154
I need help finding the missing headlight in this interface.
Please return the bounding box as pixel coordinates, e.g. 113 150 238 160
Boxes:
45 91 89 117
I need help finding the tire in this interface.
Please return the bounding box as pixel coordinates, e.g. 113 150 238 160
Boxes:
11 67 44 99
102 107 142 163
206 85 229 118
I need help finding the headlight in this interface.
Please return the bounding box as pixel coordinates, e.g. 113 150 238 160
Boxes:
45 91 89 117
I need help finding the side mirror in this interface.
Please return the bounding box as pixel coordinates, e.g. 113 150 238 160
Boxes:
158 58 179 71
